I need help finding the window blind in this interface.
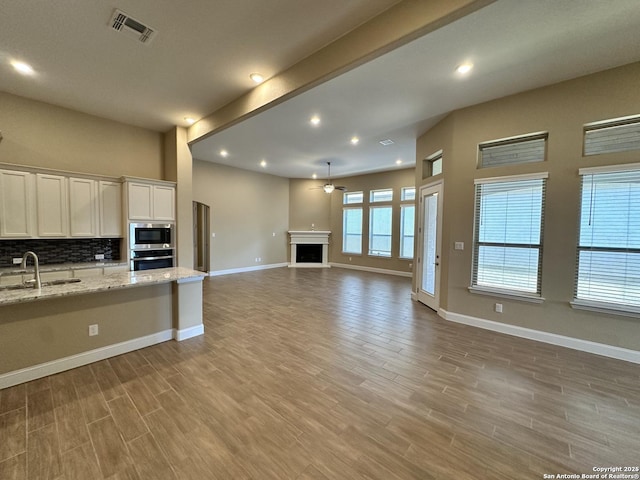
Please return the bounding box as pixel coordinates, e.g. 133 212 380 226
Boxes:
575 168 640 308
584 117 640 156
479 134 547 168
472 175 547 294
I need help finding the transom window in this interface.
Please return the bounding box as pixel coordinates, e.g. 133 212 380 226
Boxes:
478 132 547 169
370 188 393 203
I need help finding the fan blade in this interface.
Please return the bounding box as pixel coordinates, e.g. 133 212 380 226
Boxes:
336 186 347 191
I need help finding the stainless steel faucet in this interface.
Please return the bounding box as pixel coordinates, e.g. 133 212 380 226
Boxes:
21 251 42 289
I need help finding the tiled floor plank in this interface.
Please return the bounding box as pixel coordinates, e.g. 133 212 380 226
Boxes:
0 268 638 479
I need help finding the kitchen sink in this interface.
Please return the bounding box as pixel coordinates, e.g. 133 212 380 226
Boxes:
0 278 81 291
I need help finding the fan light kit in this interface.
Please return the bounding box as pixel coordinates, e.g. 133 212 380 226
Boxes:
320 162 346 194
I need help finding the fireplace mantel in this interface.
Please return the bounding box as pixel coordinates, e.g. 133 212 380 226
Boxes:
288 231 331 268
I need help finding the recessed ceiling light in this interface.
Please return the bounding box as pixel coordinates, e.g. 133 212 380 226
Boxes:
379 139 394 146
260 160 267 168
184 117 195 125
220 149 229 158
350 136 360 145
11 60 34 75
310 115 321 126
312 173 317 179
250 73 264 84
456 63 473 74
395 159 403 165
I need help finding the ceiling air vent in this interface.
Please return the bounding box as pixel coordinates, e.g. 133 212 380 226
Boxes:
109 9 156 45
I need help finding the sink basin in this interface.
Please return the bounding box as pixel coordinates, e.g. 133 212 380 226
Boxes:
42 278 82 287
0 278 81 291
0 284 31 291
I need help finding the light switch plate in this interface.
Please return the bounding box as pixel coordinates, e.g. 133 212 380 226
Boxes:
12 257 22 265
454 242 464 250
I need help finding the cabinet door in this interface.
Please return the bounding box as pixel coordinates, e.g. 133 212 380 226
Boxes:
36 174 69 237
99 181 122 237
69 177 97 237
153 185 175 221
0 169 34 238
128 182 153 220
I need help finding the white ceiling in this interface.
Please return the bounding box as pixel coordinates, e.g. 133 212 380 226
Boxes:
2 1 640 180
0 0 400 130
192 0 640 179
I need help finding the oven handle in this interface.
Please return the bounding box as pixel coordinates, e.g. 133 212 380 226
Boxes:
132 255 175 261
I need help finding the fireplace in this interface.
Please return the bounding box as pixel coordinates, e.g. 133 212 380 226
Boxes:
296 244 323 263
288 231 331 268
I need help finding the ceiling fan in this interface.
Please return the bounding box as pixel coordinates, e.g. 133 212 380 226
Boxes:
319 161 346 193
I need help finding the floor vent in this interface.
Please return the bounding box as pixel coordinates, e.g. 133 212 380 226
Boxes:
109 9 156 45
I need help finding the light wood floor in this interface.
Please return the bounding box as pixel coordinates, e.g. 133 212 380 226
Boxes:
1 268 639 479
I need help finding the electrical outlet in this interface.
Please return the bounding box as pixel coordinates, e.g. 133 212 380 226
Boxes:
212 232 216 237
272 232 276 237
409 263 413 269
94 254 105 260
12 257 22 265
495 303 503 313
88 324 99 336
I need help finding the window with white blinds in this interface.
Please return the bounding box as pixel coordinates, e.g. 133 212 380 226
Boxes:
574 165 640 311
479 133 547 168
472 174 547 295
584 116 640 156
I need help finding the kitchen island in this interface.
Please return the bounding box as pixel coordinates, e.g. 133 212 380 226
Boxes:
0 267 206 388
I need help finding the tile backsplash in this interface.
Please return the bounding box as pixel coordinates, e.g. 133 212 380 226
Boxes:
0 238 121 267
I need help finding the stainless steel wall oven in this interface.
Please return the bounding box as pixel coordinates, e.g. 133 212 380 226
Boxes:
129 223 175 271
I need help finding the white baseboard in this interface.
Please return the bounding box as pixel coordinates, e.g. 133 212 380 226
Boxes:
330 263 412 278
209 263 288 276
0 329 174 390
411 291 417 301
173 324 204 341
439 309 640 364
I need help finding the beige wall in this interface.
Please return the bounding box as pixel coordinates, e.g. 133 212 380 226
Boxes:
416 61 640 351
0 284 172 375
290 168 415 273
289 179 331 231
0 92 163 178
192 160 289 272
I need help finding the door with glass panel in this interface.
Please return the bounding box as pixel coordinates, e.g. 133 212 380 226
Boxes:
417 183 443 311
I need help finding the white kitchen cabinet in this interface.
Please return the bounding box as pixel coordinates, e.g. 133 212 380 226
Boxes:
69 177 98 237
127 181 175 221
0 169 34 238
153 185 175 221
36 174 68 237
99 181 122 237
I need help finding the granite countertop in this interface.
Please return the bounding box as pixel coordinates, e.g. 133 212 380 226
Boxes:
0 267 206 306
0 260 129 277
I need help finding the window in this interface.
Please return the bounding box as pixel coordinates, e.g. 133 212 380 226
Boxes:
342 192 363 254
423 150 443 179
343 191 363 204
574 165 640 312
401 187 416 201
370 188 393 202
478 132 547 168
584 115 640 156
369 206 392 256
400 187 416 259
472 173 547 296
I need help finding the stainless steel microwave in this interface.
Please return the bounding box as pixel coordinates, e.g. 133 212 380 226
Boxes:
130 223 174 249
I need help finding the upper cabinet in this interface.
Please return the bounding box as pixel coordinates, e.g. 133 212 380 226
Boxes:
36 173 69 237
127 181 175 221
69 177 98 237
0 169 34 238
99 181 122 237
